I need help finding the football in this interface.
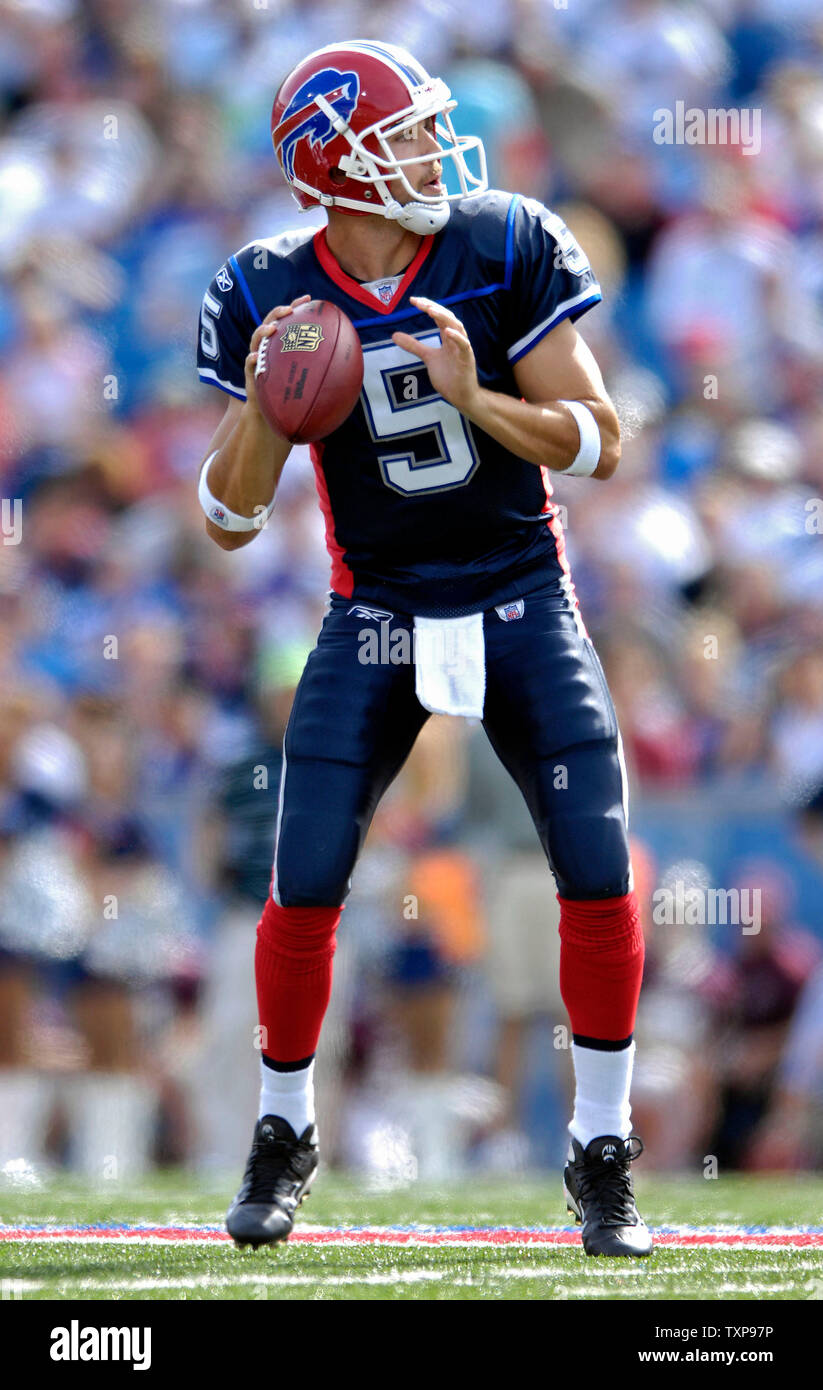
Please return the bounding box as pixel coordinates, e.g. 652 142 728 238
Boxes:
254 299 364 444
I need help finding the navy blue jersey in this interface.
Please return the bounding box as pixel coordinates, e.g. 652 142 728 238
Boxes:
196 190 602 617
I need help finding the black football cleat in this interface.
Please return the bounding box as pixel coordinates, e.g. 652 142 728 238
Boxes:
227 1115 319 1249
563 1133 653 1257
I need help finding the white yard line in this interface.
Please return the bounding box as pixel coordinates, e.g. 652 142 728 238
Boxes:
15 1271 449 1293
9 1260 819 1297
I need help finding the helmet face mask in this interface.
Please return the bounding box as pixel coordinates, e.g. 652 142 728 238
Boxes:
272 42 488 235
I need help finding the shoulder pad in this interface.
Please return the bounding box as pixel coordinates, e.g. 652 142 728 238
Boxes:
516 197 591 276
449 189 516 269
234 225 318 267
451 189 514 232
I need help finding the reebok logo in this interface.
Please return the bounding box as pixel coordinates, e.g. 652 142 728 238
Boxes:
602 1144 618 1162
347 605 393 621
50 1321 151 1370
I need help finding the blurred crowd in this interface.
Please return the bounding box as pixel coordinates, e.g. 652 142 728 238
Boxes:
2 0 823 1185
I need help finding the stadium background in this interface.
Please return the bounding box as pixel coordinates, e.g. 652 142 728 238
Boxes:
1 0 823 1190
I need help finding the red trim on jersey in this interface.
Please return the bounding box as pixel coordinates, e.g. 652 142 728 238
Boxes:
313 227 435 314
310 443 354 597
540 464 588 639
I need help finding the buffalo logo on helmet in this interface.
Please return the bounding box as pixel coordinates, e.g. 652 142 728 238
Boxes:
276 67 360 181
279 322 325 353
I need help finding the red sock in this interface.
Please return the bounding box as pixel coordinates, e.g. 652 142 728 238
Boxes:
558 891 644 1043
255 898 342 1064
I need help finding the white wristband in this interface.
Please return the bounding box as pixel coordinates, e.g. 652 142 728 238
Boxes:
198 451 276 532
558 400 601 477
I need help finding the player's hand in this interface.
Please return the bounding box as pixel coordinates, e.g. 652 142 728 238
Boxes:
392 297 481 417
244 295 312 405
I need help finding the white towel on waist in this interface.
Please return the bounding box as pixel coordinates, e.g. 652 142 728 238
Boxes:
413 613 485 718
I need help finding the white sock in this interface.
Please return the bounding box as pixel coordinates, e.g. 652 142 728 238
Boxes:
67 1073 156 1180
258 1058 315 1136
569 1041 635 1148
0 1069 54 1171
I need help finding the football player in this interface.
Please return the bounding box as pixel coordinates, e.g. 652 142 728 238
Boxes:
196 40 652 1257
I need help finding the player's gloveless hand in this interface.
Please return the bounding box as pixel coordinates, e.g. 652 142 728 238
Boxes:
243 294 312 406
392 296 480 417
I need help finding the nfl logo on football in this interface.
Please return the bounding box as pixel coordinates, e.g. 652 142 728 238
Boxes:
280 323 324 353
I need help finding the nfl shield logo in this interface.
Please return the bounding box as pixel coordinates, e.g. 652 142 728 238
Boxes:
376 282 395 305
495 599 525 622
280 323 324 353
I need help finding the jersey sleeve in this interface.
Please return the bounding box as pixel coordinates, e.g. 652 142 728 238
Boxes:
197 260 255 401
504 198 602 366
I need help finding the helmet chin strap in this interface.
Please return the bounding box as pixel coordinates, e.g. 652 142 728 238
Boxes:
385 197 451 235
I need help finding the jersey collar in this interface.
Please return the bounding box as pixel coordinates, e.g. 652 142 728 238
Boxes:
312 227 435 315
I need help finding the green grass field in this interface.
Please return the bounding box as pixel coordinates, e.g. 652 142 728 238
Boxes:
2 1172 822 1301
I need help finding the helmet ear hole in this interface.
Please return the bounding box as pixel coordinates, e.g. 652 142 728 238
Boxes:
329 167 346 186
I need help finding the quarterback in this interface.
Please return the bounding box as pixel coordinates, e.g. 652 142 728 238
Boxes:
196 40 652 1257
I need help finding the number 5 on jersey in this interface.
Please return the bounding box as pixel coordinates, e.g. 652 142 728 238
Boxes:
361 334 479 496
